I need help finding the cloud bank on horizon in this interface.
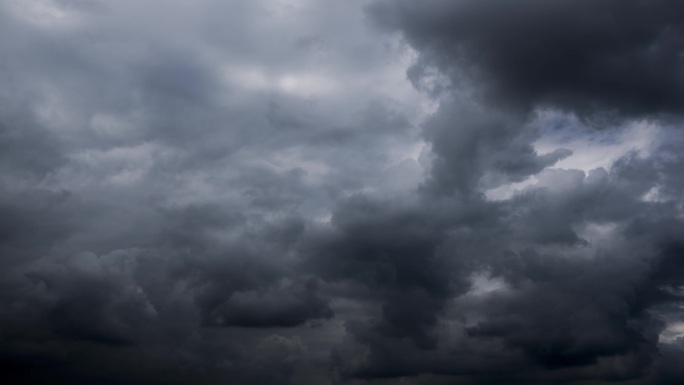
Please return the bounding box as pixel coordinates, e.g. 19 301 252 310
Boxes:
2 0 684 384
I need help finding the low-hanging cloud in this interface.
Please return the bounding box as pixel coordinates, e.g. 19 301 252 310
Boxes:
370 0 684 118
1 1 684 384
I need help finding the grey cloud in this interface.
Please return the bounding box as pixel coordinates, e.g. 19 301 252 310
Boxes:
209 278 332 328
369 0 684 118
2 0 684 384
422 100 572 196
315 135 684 382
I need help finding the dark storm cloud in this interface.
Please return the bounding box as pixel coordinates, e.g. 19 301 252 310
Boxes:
0 201 332 384
422 100 572 195
206 278 332 328
303 196 460 351
339 3 684 381
322 141 684 384
312 1 684 376
161 206 332 329
0 117 65 180
369 0 684 118
0 1 435 383
2 0 684 384
0 189 72 266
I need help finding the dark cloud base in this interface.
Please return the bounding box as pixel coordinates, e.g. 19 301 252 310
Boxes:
2 1 684 384
370 0 684 120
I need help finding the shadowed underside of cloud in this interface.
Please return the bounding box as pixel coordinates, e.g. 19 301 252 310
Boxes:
370 0 684 119
1 0 684 384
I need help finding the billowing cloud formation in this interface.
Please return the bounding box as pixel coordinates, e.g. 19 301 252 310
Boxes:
1 0 684 384
370 0 684 118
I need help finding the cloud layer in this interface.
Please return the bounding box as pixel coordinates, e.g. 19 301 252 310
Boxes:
2 1 684 384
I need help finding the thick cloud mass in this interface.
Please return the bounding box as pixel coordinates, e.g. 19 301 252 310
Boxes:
370 0 684 118
2 0 684 384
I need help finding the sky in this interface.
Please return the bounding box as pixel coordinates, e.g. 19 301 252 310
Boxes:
2 0 684 384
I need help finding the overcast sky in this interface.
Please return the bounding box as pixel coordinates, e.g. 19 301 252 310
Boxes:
2 1 684 384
